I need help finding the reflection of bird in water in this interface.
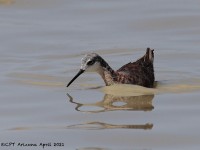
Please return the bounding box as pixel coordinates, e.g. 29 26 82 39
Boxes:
67 121 153 130
67 93 154 130
67 48 155 88
67 93 154 113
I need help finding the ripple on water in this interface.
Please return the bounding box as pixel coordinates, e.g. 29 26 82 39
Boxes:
7 72 65 87
101 79 200 96
7 71 200 93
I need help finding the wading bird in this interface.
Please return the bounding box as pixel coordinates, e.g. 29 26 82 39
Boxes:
67 48 155 88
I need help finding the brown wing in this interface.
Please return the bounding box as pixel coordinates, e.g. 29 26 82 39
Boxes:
117 48 154 72
136 47 154 64
116 48 155 88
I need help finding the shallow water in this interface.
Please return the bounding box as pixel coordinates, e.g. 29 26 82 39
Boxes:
1 0 200 150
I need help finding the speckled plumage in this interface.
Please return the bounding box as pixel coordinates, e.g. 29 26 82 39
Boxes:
67 48 155 88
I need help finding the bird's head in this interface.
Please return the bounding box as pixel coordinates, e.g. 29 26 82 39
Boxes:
67 53 102 87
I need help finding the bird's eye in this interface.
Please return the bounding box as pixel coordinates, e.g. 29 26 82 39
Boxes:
87 60 95 65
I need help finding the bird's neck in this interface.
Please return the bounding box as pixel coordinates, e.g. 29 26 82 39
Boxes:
97 58 117 86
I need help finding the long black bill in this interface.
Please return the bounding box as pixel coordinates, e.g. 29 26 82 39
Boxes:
67 69 85 87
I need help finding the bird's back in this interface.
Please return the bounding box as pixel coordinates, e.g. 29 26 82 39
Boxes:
116 48 155 88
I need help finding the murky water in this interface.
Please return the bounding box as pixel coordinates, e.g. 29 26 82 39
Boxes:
1 0 200 150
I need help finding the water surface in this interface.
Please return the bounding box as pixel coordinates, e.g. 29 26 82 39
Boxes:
0 0 200 150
